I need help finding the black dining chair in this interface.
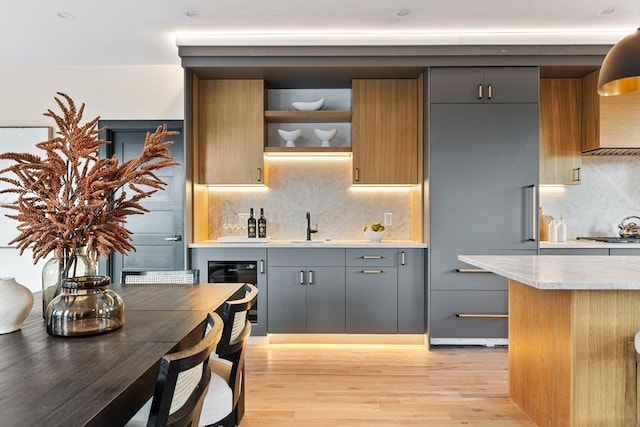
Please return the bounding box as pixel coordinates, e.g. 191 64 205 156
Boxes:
122 270 200 285
199 283 258 427
126 312 224 427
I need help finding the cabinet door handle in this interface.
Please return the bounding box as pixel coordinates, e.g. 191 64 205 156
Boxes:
572 167 581 182
487 84 493 99
308 270 314 284
362 270 383 274
400 251 406 266
299 270 305 285
455 268 490 273
257 167 262 183
362 255 383 259
477 84 483 99
456 313 508 319
526 184 537 241
259 260 265 274
354 167 360 182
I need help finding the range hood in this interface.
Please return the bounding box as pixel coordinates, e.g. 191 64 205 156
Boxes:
583 147 640 156
581 71 640 155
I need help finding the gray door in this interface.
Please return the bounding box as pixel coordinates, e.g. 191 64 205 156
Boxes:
99 120 184 282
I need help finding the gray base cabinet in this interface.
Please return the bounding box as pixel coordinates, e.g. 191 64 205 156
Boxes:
397 249 426 333
267 248 346 333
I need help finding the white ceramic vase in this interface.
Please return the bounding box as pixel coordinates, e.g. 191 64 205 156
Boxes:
0 277 34 334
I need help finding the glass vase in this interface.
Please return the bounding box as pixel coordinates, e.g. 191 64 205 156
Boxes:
41 247 96 317
46 275 124 337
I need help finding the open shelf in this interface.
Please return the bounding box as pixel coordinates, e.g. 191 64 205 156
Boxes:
264 146 351 154
265 110 352 123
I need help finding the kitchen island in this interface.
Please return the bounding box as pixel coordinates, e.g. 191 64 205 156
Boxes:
458 255 640 427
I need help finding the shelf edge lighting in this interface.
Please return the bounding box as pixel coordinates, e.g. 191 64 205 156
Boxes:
597 27 640 96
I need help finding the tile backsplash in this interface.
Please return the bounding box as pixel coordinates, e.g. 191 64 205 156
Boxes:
207 158 412 241
540 156 640 238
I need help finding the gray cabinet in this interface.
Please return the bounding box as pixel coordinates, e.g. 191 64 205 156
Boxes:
346 249 397 333
397 249 426 333
428 66 539 345
190 247 267 335
267 248 345 333
430 67 539 104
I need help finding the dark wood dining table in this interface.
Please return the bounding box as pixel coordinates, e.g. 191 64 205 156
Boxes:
0 282 244 427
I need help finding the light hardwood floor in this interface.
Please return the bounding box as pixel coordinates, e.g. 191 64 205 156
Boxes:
241 343 536 426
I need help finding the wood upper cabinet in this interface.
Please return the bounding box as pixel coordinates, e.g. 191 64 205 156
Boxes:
351 78 420 185
582 70 640 153
196 79 266 185
539 78 582 185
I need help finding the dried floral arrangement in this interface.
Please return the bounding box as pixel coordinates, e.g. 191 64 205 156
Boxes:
0 92 179 266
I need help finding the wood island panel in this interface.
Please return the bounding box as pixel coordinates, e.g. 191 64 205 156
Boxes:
509 279 640 426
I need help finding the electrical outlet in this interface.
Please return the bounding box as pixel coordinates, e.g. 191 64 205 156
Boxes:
384 213 392 226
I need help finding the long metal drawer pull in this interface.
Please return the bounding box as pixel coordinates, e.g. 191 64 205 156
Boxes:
362 270 383 274
526 184 537 242
362 255 383 259
455 268 490 273
477 84 483 99
308 270 314 284
456 313 509 319
164 235 182 241
487 83 493 99
299 270 305 285
400 251 406 266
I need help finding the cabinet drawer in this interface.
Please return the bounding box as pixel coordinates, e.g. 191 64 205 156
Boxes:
346 248 397 267
268 248 345 267
609 248 640 256
429 290 508 340
430 249 531 291
540 248 609 255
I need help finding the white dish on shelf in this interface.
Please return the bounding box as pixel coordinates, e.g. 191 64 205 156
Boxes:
277 128 302 147
313 128 338 147
292 98 324 111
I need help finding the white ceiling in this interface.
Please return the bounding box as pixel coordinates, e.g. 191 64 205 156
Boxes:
0 0 638 66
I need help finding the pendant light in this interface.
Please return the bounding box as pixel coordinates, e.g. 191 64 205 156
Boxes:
597 28 640 96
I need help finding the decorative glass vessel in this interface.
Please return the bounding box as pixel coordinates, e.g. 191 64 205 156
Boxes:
41 247 96 317
46 276 124 337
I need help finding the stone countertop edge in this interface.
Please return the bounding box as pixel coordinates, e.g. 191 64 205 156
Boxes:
458 254 640 290
539 240 640 249
189 240 427 249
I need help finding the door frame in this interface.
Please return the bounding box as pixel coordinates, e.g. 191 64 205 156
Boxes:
98 120 185 280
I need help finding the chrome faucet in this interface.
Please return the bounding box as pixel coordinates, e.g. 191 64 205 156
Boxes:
306 211 318 241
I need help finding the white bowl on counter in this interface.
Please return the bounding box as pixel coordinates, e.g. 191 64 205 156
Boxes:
364 228 387 242
292 98 324 111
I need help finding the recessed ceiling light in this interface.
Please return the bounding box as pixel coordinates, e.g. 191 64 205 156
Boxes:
394 9 411 18
56 11 75 20
597 7 616 16
185 10 200 18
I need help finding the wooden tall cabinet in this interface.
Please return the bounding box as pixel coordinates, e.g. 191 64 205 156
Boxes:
351 78 420 185
196 79 266 185
539 78 582 185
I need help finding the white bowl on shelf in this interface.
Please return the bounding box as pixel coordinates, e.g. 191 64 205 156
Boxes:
313 128 338 147
277 129 302 147
292 98 324 111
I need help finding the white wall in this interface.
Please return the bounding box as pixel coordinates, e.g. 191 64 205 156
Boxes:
0 64 185 291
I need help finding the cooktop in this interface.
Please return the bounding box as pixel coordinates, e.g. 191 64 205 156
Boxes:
576 236 640 243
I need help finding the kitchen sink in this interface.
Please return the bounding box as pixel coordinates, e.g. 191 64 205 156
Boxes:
289 240 325 244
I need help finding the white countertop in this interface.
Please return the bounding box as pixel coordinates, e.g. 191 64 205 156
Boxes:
190 239 427 249
458 255 640 290
540 240 640 249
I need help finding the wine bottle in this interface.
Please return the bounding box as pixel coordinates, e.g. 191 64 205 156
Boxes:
258 208 267 238
248 208 257 238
